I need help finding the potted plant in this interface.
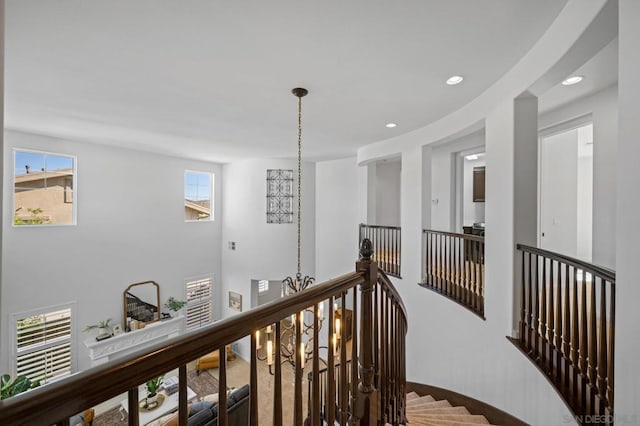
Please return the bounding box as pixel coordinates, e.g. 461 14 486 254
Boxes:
83 319 112 341
145 375 164 407
164 297 187 317
1 374 40 400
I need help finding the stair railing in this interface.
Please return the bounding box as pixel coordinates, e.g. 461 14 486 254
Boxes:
306 261 408 425
420 229 485 318
0 239 407 426
512 244 615 425
359 223 402 278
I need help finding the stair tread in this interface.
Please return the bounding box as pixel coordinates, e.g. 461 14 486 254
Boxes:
408 420 499 426
406 395 437 406
407 413 490 424
407 400 453 410
407 391 421 401
404 392 499 426
408 406 471 416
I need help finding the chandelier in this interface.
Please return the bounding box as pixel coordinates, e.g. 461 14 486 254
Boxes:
255 88 342 372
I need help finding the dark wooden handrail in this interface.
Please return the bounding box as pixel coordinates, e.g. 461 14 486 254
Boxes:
516 244 615 282
421 229 485 318
0 272 365 425
359 224 401 231
513 244 615 425
377 269 407 321
359 223 402 278
0 239 408 426
423 228 485 242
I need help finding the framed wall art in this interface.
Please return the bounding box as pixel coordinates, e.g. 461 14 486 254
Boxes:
228 291 242 312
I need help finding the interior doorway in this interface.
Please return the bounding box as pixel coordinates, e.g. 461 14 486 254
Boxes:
250 279 282 308
539 123 593 261
454 148 485 233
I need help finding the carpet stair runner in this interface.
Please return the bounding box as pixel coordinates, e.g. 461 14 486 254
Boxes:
400 391 498 426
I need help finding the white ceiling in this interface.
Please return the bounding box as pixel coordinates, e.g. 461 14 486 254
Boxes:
538 38 618 113
6 0 569 163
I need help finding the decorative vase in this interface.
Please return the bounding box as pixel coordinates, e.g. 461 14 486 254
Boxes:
146 394 158 408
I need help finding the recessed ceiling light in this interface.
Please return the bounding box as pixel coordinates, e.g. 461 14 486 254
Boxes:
385 123 397 128
562 75 584 85
446 75 464 85
465 154 479 161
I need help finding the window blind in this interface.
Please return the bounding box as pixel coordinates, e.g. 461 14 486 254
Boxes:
186 277 213 330
16 308 72 383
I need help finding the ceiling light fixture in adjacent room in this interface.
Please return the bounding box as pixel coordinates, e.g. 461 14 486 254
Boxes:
562 75 584 85
385 123 397 128
446 75 464 85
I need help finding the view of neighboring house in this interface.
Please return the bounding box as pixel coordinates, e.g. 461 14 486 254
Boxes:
184 200 211 221
14 168 74 225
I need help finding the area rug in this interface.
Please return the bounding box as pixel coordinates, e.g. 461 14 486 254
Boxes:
94 369 219 425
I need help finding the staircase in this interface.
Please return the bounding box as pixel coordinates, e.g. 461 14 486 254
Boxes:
403 391 496 426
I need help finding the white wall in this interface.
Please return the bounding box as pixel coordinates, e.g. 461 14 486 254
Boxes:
221 158 315 360
430 130 485 232
315 157 359 283
387 98 575 426
1 130 222 373
462 157 486 226
615 0 640 420
350 97 576 424
374 160 401 227
539 85 617 267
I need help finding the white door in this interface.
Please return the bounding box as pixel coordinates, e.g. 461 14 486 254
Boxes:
539 124 592 260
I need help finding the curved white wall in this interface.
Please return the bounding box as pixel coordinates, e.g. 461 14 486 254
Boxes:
338 1 617 424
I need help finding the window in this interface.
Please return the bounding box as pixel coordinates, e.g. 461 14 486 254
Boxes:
185 276 213 330
258 280 269 293
14 305 74 384
266 169 294 223
185 171 213 221
13 150 76 226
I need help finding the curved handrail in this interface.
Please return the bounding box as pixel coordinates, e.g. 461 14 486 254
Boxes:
423 228 485 243
0 271 366 425
359 224 402 278
359 223 401 231
517 243 615 281
304 268 408 425
422 229 485 318
515 244 615 422
377 270 407 324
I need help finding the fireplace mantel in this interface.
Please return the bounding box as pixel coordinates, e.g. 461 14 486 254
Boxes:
84 315 185 365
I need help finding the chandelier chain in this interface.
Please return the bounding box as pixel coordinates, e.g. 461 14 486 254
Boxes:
296 94 302 276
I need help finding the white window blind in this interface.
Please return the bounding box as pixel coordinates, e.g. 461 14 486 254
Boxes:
186 276 213 330
258 280 269 293
15 307 72 383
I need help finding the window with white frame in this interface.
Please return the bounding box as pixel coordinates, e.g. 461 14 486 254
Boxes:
14 305 74 384
184 171 213 221
258 280 269 293
185 276 214 330
13 149 77 226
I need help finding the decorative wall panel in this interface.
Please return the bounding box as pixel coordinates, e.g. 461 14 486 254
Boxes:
266 169 294 224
